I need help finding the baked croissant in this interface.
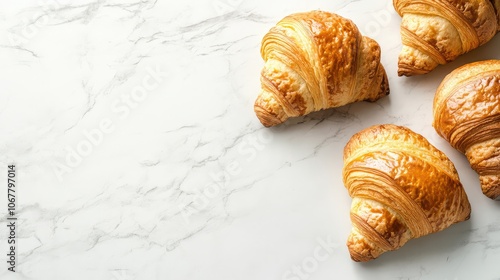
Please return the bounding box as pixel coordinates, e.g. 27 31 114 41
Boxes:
254 11 389 127
343 124 471 261
394 0 500 76
433 60 500 199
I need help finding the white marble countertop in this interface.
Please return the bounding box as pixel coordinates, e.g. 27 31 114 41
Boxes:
1 0 500 279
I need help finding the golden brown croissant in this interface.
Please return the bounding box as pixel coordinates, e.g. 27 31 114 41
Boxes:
433 60 500 200
343 124 471 261
394 0 500 76
254 11 389 127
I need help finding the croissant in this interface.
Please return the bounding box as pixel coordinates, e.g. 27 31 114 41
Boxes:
433 60 500 200
254 11 389 127
394 0 500 76
343 124 471 261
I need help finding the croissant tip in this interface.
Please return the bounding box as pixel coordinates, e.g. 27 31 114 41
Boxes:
397 64 431 77
479 175 500 200
397 69 415 77
397 64 411 76
382 72 390 96
346 237 378 262
484 189 500 200
348 250 375 262
349 255 362 262
254 103 282 127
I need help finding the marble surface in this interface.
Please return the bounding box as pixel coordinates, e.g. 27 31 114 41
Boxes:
1 0 500 279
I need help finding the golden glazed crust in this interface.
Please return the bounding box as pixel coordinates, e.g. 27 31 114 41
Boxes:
393 0 500 76
254 11 389 127
433 60 500 199
343 124 471 261
493 0 500 31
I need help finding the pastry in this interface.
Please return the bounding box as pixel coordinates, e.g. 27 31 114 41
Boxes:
394 0 500 76
433 60 500 199
254 11 389 127
343 124 471 261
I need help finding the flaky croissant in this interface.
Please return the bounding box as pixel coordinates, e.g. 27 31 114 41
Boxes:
343 124 471 262
254 11 389 127
394 0 500 76
433 60 500 200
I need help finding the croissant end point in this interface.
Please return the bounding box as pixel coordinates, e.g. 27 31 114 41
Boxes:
486 190 500 200
254 104 282 127
347 243 376 262
349 252 373 262
481 175 500 200
381 71 390 96
397 69 409 77
365 69 390 102
346 233 379 262
397 64 430 77
349 255 362 262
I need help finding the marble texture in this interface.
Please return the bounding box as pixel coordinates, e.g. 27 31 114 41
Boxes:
1 0 500 279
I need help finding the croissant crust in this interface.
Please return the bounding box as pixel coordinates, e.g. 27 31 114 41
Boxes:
394 0 500 76
254 11 389 127
433 60 500 199
343 124 471 261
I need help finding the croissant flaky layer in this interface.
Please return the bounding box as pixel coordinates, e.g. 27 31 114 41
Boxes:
254 11 389 127
433 60 500 199
343 124 471 261
394 0 500 76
